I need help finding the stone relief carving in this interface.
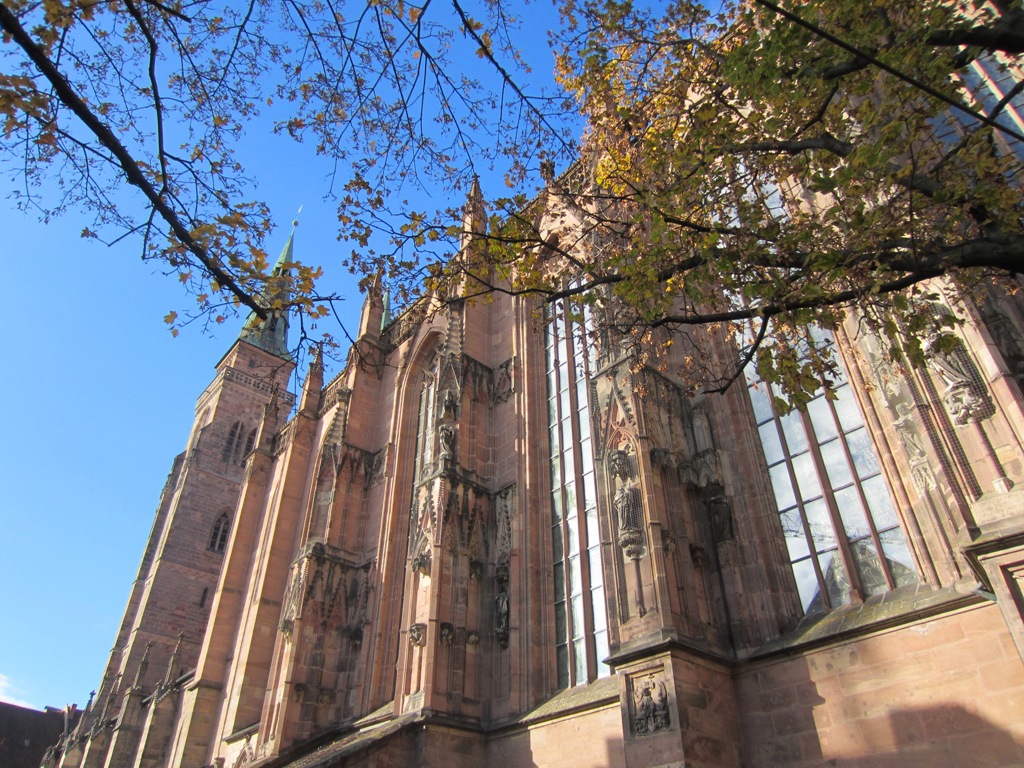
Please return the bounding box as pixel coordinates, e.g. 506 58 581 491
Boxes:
631 673 671 736
440 623 454 646
867 350 938 495
924 330 993 427
894 402 938 493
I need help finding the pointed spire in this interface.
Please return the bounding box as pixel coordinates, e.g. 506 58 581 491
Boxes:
358 271 385 339
239 213 299 359
97 673 120 726
299 345 324 416
162 633 184 688
131 642 153 691
460 177 486 251
255 388 281 452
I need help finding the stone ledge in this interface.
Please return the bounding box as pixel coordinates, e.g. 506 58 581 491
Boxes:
748 583 985 659
259 710 419 768
260 679 624 767
511 676 620 727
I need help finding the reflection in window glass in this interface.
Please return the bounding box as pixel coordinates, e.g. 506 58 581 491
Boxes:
747 332 917 613
547 304 610 685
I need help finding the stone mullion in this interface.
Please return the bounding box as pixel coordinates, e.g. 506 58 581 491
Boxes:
835 326 943 587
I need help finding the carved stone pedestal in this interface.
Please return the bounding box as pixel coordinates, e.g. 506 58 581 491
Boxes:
616 648 740 768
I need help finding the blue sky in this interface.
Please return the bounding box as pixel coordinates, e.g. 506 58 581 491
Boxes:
0 0 576 711
0 134 363 710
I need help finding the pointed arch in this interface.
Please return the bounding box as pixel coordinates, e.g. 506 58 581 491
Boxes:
242 427 258 464
223 421 242 463
209 510 231 554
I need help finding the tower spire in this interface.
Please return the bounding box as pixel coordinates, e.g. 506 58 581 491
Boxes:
239 213 299 359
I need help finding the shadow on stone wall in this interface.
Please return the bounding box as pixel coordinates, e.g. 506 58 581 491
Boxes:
819 705 1024 768
737 641 1024 768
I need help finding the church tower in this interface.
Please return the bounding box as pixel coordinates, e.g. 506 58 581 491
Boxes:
54 235 297 768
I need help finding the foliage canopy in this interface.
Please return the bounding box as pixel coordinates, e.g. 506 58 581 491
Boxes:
2 0 1023 398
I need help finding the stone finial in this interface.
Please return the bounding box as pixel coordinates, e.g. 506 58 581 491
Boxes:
460 177 486 252
131 642 153 692
358 271 385 339
163 633 184 688
299 345 324 415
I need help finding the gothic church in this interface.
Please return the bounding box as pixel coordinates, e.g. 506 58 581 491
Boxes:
45 188 1024 767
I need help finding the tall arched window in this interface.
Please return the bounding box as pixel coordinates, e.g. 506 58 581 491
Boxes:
545 303 609 688
242 427 258 464
746 330 918 614
413 368 437 480
222 421 242 463
209 512 231 554
222 421 254 466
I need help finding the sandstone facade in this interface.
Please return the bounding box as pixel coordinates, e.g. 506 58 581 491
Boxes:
45 220 1024 767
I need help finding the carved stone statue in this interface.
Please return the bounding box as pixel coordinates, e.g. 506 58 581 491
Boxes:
609 448 645 560
495 589 510 648
438 424 455 460
411 549 432 577
924 332 992 426
708 494 734 543
442 388 459 419
408 623 426 647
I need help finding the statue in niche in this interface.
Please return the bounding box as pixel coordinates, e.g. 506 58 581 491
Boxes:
438 424 455 461
633 676 671 736
609 449 645 560
707 494 734 543
442 388 459 419
440 623 454 646
894 402 937 493
495 589 510 648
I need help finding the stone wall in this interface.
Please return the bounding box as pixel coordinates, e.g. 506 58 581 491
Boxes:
735 600 1024 767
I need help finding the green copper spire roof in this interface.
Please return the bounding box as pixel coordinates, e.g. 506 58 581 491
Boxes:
381 285 392 331
238 224 295 359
